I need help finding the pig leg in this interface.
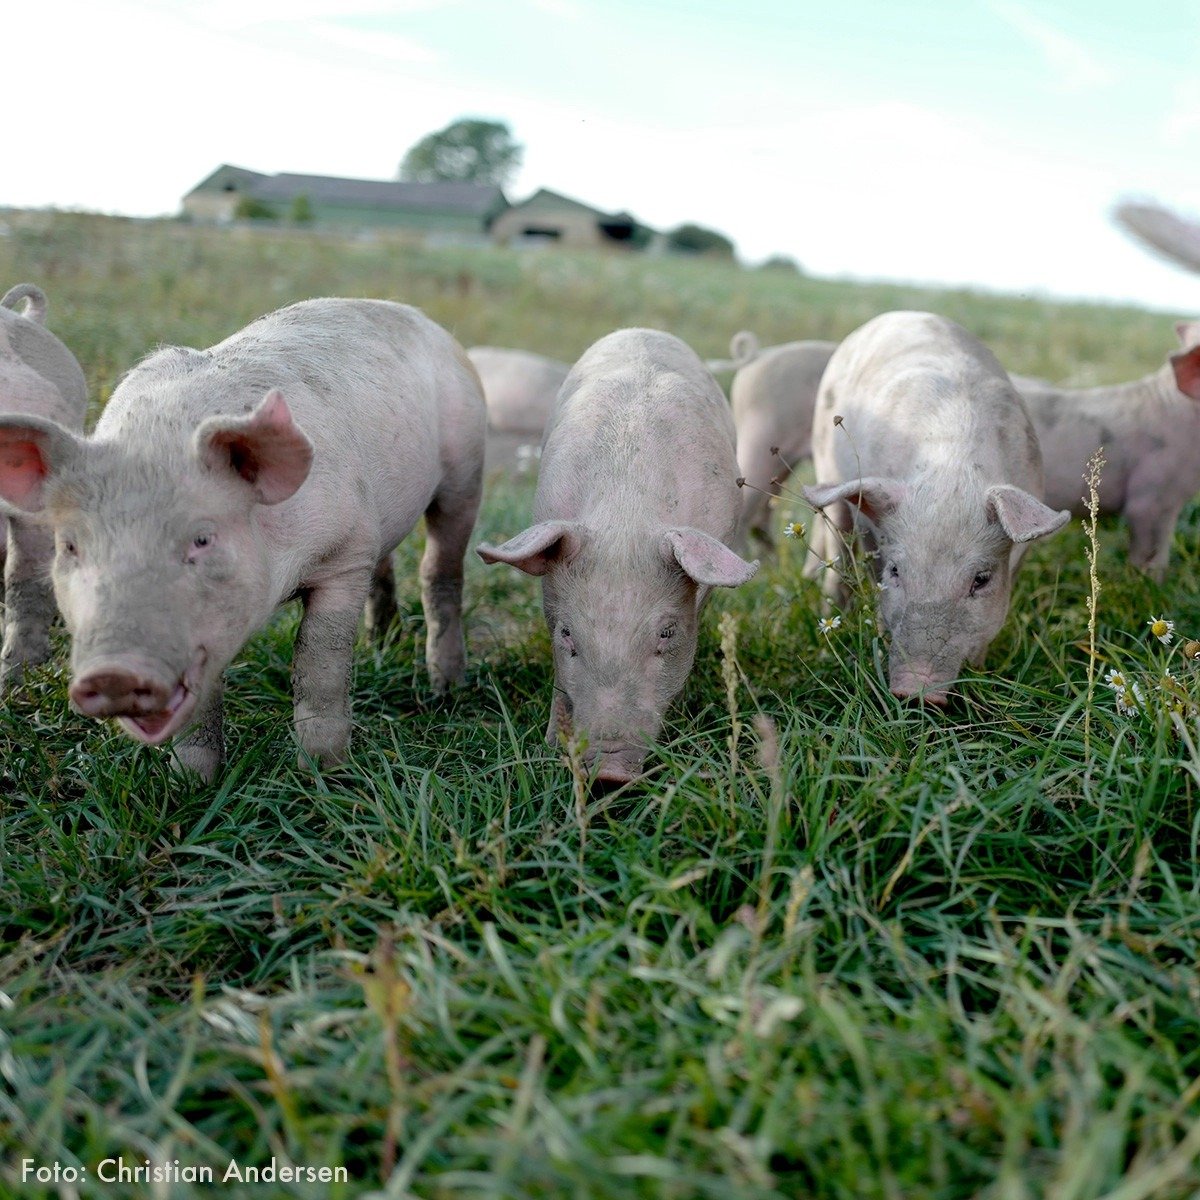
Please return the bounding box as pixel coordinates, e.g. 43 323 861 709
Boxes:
0 516 56 691
171 682 226 783
364 553 398 641
420 484 481 692
292 573 367 769
736 432 781 548
1125 497 1178 583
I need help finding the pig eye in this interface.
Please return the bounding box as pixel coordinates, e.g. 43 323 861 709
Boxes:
185 530 216 563
560 626 576 657
887 562 899 580
60 537 78 558
970 571 992 596
656 623 677 654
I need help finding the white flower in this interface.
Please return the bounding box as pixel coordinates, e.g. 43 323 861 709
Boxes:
1103 669 1127 692
1114 681 1145 716
782 521 806 540
818 615 842 635
1148 615 1175 645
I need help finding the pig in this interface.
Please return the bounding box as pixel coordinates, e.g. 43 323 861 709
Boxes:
802 311 1070 705
466 346 570 471
467 346 571 435
731 339 838 546
1012 321 1200 580
0 283 88 691
476 328 758 784
0 298 485 781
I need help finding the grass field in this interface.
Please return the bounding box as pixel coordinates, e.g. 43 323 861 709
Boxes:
1 212 1198 1199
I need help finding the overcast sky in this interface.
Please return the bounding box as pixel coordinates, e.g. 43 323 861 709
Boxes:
7 0 1200 312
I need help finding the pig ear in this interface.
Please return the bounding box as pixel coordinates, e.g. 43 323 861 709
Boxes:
663 528 758 587
802 477 905 527
0 415 84 513
476 520 585 576
1174 320 1200 347
193 389 314 505
1170 343 1200 400
986 485 1070 543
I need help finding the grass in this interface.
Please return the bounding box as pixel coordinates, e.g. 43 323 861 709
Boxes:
0 212 1198 1198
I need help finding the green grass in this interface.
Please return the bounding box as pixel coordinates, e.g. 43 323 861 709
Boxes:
1 212 1198 1198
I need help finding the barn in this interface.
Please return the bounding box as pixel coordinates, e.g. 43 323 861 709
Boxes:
181 165 508 240
489 188 654 250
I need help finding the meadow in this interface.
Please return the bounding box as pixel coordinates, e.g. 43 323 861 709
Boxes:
1 211 1198 1199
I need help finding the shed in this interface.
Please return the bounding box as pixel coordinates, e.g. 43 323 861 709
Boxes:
181 165 508 239
490 188 649 250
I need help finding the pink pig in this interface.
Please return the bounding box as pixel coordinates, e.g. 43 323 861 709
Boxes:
0 298 484 780
477 328 757 783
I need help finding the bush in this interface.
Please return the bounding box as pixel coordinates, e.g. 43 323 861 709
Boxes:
234 196 279 222
666 222 736 258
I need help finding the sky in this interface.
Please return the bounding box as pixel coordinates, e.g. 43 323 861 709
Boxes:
7 0 1200 312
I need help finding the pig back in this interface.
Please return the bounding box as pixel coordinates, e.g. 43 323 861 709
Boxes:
536 328 741 541
98 298 483 547
814 311 1044 497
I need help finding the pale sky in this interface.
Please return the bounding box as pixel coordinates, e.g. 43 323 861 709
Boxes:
7 0 1200 312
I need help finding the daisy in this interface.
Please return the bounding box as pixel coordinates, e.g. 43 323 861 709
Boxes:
1148 615 1175 645
818 615 842 635
1103 668 1126 691
782 521 806 540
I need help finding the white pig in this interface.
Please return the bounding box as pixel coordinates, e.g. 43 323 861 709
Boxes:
0 283 87 690
1013 321 1200 580
477 328 758 784
803 311 1069 705
0 298 484 780
467 346 570 435
731 339 838 546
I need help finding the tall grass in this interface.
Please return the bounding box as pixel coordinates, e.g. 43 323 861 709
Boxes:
0 212 1197 1199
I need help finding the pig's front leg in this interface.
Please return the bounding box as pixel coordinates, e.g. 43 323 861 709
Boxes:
293 573 367 769
171 681 225 783
0 516 56 692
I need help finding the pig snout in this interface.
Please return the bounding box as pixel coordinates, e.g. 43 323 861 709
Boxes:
889 663 951 708
584 740 647 786
69 651 203 744
71 658 178 717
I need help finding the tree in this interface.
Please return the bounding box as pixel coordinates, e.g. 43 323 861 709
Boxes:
289 193 314 224
666 223 736 259
399 118 522 188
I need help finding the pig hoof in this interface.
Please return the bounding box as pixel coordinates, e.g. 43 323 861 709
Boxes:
296 717 351 771
170 741 223 784
428 661 466 694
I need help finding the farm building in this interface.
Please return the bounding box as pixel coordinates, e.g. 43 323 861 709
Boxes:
490 188 654 250
181 165 508 239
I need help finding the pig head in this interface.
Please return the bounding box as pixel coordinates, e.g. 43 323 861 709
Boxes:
804 474 1068 704
0 389 312 745
479 520 756 783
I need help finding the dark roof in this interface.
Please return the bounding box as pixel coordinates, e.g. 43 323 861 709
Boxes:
255 174 505 215
186 165 505 216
